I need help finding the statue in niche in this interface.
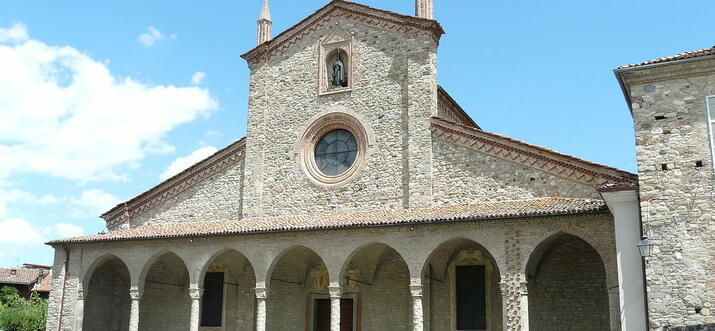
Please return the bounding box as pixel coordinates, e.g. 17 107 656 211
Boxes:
331 49 348 88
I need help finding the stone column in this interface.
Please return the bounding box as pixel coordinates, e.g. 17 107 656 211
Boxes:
189 287 202 331
129 288 143 331
601 189 648 331
410 281 424 331
255 287 268 331
74 289 87 331
329 285 341 331
500 273 529 331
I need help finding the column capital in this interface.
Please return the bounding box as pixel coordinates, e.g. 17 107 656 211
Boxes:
255 287 268 299
410 284 423 298
328 285 341 298
77 289 88 299
189 287 203 300
129 288 143 300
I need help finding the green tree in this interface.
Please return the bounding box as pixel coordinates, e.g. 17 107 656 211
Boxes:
0 286 47 331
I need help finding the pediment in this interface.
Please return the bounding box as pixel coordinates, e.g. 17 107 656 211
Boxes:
241 1 444 67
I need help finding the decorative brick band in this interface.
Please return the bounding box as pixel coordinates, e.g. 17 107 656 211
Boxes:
102 139 246 229
431 117 637 187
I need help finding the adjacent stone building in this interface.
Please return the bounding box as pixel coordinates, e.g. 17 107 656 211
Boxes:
43 0 713 330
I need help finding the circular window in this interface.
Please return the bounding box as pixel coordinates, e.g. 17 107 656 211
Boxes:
315 129 358 176
296 112 371 187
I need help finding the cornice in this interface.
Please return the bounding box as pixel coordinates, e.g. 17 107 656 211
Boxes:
241 1 444 68
430 117 637 187
101 138 247 229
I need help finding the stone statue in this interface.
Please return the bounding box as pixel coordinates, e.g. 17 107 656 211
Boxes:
331 50 348 88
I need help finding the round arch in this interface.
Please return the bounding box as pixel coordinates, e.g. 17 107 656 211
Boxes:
525 232 610 331
82 254 131 331
81 253 130 291
138 251 191 331
422 237 503 331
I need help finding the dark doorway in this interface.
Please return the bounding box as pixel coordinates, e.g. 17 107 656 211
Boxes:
314 298 354 331
201 272 224 327
456 265 487 330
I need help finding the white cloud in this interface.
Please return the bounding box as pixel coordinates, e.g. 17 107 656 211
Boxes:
0 218 43 245
0 23 218 182
0 188 60 218
137 26 175 47
53 223 84 238
160 146 218 180
191 71 206 85
0 23 28 43
71 189 121 217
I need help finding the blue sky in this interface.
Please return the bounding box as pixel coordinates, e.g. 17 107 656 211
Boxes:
0 0 713 268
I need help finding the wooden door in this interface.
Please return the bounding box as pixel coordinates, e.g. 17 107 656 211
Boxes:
340 299 354 331
315 299 331 331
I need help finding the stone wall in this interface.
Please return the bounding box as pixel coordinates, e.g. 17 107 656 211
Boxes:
139 254 191 331
83 259 130 331
432 140 599 205
241 15 438 217
527 235 610 331
129 159 244 228
621 58 715 328
361 249 411 331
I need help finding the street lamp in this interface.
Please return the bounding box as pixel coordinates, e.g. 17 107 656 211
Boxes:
637 235 654 258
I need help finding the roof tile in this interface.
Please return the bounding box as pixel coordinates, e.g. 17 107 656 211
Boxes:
49 198 607 244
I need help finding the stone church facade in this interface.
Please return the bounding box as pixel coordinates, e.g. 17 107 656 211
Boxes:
44 1 713 330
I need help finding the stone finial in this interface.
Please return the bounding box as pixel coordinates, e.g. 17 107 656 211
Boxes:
415 0 434 19
257 0 272 45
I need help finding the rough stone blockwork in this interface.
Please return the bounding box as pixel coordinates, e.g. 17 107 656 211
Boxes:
621 58 715 328
667 324 715 331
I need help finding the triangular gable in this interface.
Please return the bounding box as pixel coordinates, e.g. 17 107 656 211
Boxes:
241 0 444 67
431 117 637 188
101 138 247 229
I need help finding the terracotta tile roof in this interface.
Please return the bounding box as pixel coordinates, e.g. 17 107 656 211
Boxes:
618 46 715 69
34 271 52 293
49 198 607 244
431 117 638 187
0 268 41 286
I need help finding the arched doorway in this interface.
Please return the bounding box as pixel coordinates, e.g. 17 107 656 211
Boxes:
198 249 256 330
83 255 131 331
526 233 610 331
341 243 411 331
266 245 329 331
423 238 502 331
139 252 190 331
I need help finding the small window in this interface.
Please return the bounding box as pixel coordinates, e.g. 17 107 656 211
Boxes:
456 265 487 330
707 96 715 169
201 272 224 327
